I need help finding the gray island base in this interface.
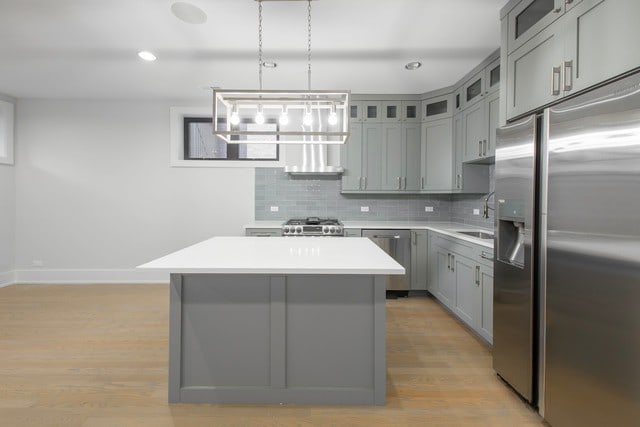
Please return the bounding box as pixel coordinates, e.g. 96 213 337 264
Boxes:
169 273 387 405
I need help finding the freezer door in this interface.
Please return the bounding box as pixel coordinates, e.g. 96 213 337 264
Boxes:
545 74 640 426
493 114 537 403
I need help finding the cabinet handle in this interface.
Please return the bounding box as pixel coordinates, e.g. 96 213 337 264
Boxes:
566 0 574 3
421 176 425 190
475 265 480 285
397 177 401 190
363 176 367 189
563 60 573 92
478 140 482 157
553 7 562 13
456 174 461 189
551 66 562 96
447 253 451 270
412 231 417 246
403 177 407 190
451 255 455 272
480 252 494 261
359 176 363 190
483 139 488 156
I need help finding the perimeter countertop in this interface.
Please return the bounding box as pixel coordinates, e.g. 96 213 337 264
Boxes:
137 236 405 275
244 221 494 249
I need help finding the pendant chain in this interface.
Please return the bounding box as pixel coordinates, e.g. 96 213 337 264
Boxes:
258 0 263 91
307 0 312 92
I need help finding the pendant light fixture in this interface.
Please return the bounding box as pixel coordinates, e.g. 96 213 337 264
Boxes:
212 0 350 145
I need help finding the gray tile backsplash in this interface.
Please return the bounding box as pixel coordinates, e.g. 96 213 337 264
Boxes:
255 167 496 227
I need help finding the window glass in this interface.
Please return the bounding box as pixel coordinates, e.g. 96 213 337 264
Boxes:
516 0 554 38
426 100 447 116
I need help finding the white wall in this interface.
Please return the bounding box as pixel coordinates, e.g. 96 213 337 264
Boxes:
14 99 255 283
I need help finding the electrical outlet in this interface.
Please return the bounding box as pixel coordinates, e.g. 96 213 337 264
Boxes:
270 206 279 212
32 260 44 267
424 206 434 212
473 209 480 215
360 206 370 212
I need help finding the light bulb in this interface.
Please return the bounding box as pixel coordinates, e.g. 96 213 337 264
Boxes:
230 111 240 126
328 111 338 126
255 111 265 125
279 111 289 126
303 112 313 126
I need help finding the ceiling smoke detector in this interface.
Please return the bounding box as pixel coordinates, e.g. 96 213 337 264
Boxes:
405 61 422 70
171 2 207 24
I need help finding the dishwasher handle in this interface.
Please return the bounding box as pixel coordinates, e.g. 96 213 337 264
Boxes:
370 235 401 239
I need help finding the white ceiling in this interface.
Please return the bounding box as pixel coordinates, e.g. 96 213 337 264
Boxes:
0 0 505 100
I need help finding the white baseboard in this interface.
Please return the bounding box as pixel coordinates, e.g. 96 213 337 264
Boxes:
14 269 169 285
0 270 15 288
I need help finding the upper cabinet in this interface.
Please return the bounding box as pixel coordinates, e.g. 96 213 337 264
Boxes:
485 59 501 95
382 101 421 123
463 70 485 108
503 0 640 121
422 94 453 123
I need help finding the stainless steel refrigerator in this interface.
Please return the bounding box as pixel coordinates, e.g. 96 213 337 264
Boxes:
494 71 640 426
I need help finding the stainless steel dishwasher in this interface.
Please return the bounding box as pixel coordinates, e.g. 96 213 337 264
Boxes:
362 229 411 291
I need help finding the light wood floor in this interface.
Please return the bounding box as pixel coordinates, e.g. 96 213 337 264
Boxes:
0 284 543 427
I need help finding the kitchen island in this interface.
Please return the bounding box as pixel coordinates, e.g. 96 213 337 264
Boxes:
138 236 404 405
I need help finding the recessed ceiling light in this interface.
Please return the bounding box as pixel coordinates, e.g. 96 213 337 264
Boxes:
262 61 277 69
138 51 157 61
405 61 422 70
171 2 207 24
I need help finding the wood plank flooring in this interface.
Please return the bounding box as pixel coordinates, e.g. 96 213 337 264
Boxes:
0 284 542 426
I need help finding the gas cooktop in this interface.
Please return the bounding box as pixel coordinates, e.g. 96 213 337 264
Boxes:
282 217 344 236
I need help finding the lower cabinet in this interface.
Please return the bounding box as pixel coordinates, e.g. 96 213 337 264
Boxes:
245 228 281 237
344 228 362 237
410 230 428 290
427 231 493 344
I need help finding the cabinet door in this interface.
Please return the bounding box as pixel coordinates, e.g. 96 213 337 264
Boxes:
453 253 479 329
381 123 403 190
362 101 382 123
506 23 564 120
422 118 453 191
485 59 501 95
485 91 500 158
382 101 402 123
507 0 565 54
403 123 422 191
362 123 383 190
341 123 363 191
563 0 640 95
462 71 485 108
245 228 281 237
349 101 363 123
402 101 421 123
410 230 428 290
479 264 494 343
422 94 453 123
434 245 455 309
462 101 486 162
452 112 464 191
344 228 362 237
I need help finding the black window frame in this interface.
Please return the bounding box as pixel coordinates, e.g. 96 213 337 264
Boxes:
183 117 280 161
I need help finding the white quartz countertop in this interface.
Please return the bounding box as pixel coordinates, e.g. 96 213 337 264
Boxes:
137 236 405 275
244 221 494 249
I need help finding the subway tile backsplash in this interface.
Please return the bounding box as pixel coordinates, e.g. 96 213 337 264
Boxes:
255 167 495 226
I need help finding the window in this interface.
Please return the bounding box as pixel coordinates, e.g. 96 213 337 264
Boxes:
169 106 285 168
183 117 278 161
0 99 14 165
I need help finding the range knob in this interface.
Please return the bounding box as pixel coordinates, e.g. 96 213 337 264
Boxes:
283 226 290 234
295 226 302 234
336 226 342 235
323 225 330 234
329 226 336 233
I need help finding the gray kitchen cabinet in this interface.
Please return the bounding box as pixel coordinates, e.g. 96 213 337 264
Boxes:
427 231 494 344
245 228 281 237
462 100 487 162
421 118 453 191
341 123 364 191
341 122 382 191
462 70 485 108
422 94 453 123
349 101 364 123
402 101 421 123
344 228 362 237
479 263 494 343
504 0 639 121
410 230 428 290
506 0 565 54
381 122 420 192
453 253 480 329
362 101 383 123
485 59 501 95
382 101 401 122
562 0 640 95
453 112 464 191
485 90 500 159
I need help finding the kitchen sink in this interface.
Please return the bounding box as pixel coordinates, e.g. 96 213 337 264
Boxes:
456 231 494 240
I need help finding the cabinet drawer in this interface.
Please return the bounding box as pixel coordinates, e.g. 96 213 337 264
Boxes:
245 228 281 237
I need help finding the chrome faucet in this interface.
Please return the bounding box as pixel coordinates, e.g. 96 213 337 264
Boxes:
483 191 495 219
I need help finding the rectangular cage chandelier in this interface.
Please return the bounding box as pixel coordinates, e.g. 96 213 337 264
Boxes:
212 89 350 145
212 0 350 145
